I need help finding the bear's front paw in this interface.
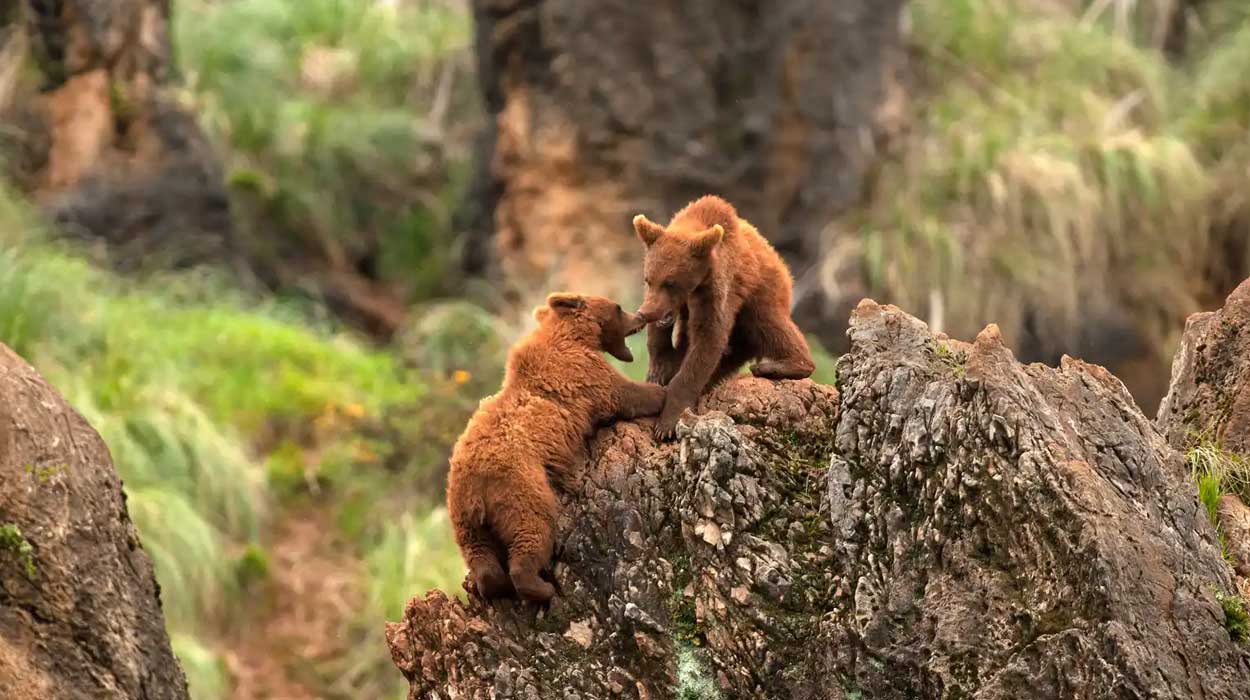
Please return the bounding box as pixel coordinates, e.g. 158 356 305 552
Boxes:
653 411 680 441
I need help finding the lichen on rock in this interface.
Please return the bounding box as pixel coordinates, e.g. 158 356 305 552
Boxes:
388 300 1250 699
829 299 1249 698
387 378 840 698
0 343 189 700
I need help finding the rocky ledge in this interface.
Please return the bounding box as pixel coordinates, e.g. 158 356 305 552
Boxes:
387 300 1250 699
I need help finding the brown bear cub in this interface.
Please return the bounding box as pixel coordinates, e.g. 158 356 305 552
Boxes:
633 195 815 439
447 293 665 602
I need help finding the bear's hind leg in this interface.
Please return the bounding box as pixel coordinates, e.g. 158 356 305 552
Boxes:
492 480 558 603
451 505 513 599
749 312 815 380
462 526 512 599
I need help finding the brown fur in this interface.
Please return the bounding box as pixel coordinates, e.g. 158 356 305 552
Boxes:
633 195 814 439
446 293 666 602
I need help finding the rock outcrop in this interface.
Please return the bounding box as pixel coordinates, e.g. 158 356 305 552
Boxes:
1157 277 1250 591
0 344 189 700
4 0 232 269
831 300 1248 698
464 0 907 319
388 377 840 697
388 301 1250 698
1157 277 1250 454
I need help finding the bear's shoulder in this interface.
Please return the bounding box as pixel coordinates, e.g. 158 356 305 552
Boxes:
507 337 612 397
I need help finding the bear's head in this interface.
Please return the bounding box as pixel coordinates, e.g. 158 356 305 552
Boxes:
533 293 645 362
632 214 724 329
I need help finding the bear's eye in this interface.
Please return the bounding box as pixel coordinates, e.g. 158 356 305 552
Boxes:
661 281 678 293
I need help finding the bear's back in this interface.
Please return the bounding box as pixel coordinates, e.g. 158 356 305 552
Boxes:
450 329 615 478
451 389 581 476
506 331 617 409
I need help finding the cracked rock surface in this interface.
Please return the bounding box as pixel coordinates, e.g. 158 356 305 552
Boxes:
1157 278 1250 596
832 300 1250 698
0 344 189 700
1157 277 1250 452
389 301 1250 699
386 377 839 698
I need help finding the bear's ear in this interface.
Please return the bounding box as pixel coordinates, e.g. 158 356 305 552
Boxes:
690 224 724 257
546 292 585 315
633 215 664 247
532 305 551 322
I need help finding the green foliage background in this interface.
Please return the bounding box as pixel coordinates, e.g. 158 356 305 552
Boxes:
3 0 1250 697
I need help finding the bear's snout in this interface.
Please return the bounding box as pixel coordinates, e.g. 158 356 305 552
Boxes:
623 313 647 335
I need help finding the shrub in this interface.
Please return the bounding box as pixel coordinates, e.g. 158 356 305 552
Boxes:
175 0 478 301
850 0 1238 365
0 185 431 696
1216 590 1250 644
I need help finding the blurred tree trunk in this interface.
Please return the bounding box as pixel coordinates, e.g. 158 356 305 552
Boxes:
1162 0 1207 57
1 0 232 268
465 0 908 332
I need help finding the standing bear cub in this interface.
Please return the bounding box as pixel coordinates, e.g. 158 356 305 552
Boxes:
447 293 665 602
634 195 815 439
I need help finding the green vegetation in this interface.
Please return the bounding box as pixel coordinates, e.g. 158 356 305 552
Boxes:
933 340 969 378
1198 471 1225 529
7 5 502 692
0 523 36 578
676 645 721 700
172 634 230 700
175 0 477 300
364 508 465 623
5 0 1250 697
0 182 485 697
1189 437 1250 504
1186 434 1250 564
1216 590 1250 644
857 0 1250 359
669 589 703 647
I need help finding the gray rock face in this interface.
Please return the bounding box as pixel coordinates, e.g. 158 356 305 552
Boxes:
832 300 1250 698
387 378 840 698
1157 277 1250 454
1219 495 1250 578
464 0 907 324
388 302 1250 699
0 344 189 700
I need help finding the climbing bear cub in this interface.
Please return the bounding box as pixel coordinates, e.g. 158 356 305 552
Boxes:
634 195 815 439
447 293 665 602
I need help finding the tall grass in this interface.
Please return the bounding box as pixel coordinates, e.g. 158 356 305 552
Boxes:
323 508 465 699
175 0 477 300
851 0 1250 363
1186 433 1250 565
0 185 446 697
1189 437 1250 506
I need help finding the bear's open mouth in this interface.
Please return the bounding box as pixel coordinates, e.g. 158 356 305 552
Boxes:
654 314 675 329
